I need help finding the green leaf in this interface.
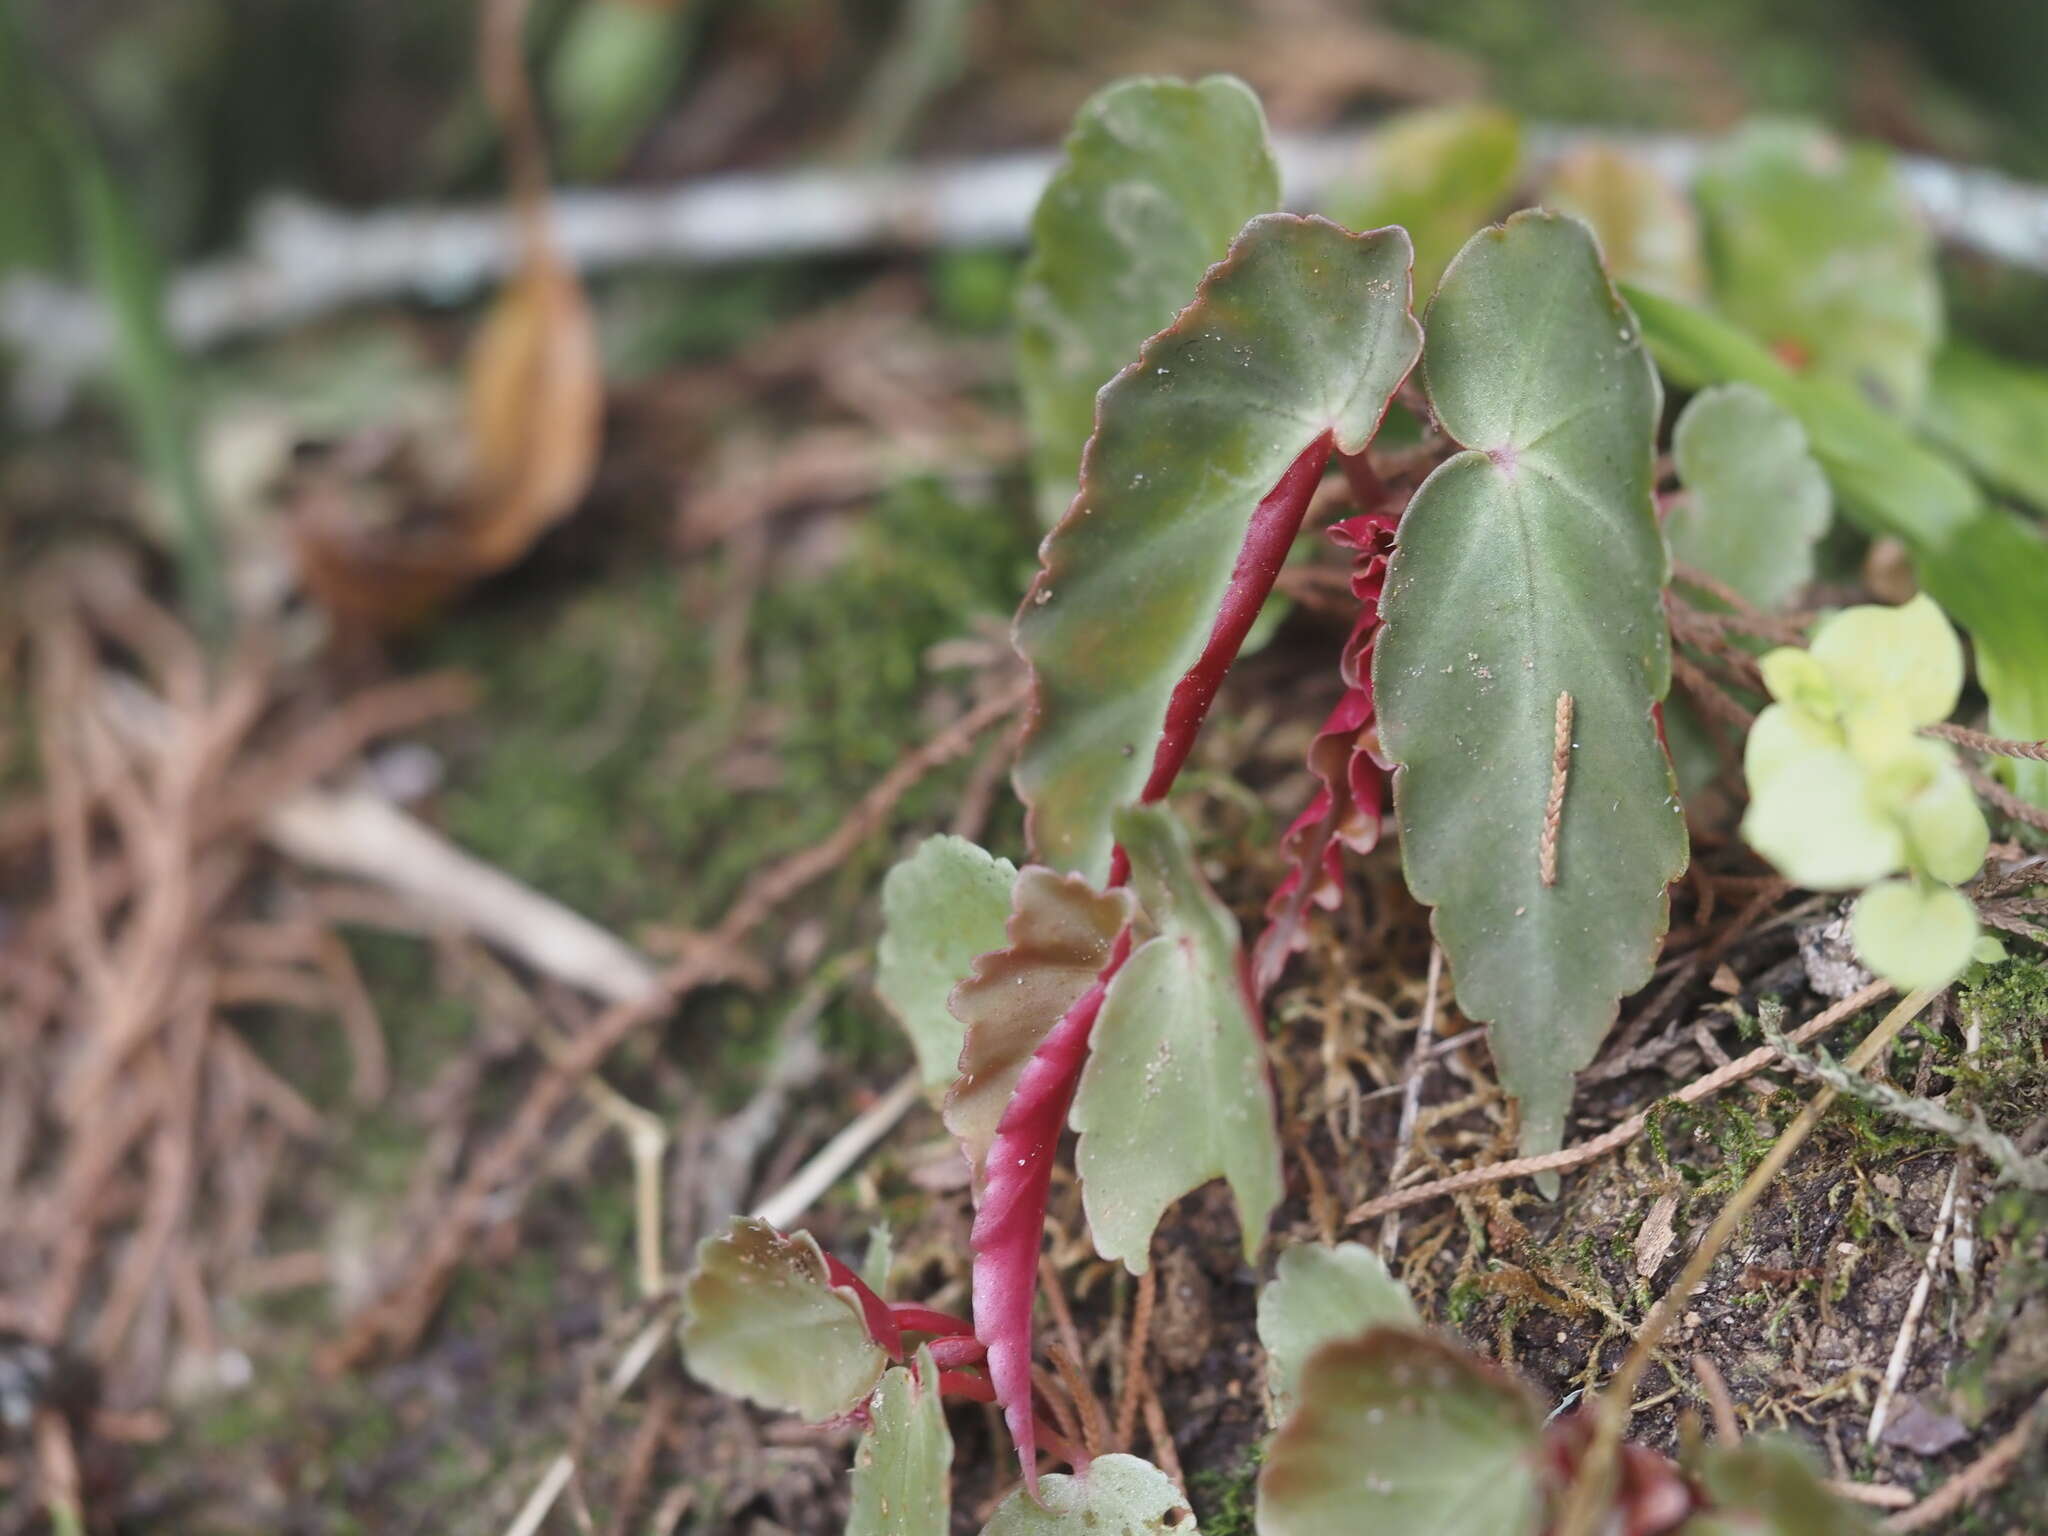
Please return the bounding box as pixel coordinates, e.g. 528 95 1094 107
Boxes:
1323 105 1521 291
1682 1438 1880 1535
680 1218 887 1422
1257 1329 1547 1536
1852 879 1980 994
1256 1242 1419 1424
1015 75 1281 527
1071 803 1282 1270
1538 144 1705 301
945 869 1138 1186
1741 728 1904 891
1807 592 1964 727
1923 342 2048 514
877 836 1019 1088
1668 384 1831 610
548 0 697 179
981 1453 1194 1535
1628 286 2048 810
1693 119 1942 412
848 1347 953 1536
1016 214 1421 882
1373 211 1688 1162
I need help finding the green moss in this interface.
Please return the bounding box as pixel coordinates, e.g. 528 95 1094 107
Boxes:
1189 1443 1264 1536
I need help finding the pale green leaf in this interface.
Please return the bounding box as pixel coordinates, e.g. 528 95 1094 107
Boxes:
1682 1438 1880 1535
548 0 697 179
1852 879 1980 994
1539 144 1705 300
848 1347 953 1536
877 836 1019 1088
1897 757 1990 885
1071 803 1282 1270
1628 285 2048 810
1741 736 1904 891
1257 1329 1546 1536
980 1453 1193 1535
1923 341 2048 514
1256 1242 1418 1424
1373 211 1688 1161
1323 104 1520 289
1016 75 1280 526
680 1218 887 1423
1668 384 1831 610
1694 119 1942 412
1016 214 1421 882
1808 593 1963 728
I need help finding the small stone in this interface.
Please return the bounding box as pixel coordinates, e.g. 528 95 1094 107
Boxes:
1880 1397 1971 1457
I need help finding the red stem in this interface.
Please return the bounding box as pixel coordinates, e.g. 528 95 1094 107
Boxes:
891 1304 976 1338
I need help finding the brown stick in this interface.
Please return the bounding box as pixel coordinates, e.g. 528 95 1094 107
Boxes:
1346 980 1894 1223
319 682 1027 1369
1540 692 1574 888
1923 722 2048 763
1114 1264 1157 1451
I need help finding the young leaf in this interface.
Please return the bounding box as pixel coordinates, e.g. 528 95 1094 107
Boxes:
1693 119 1942 412
980 1453 1194 1535
963 890 1135 1480
1254 505 1399 995
1015 75 1280 527
1628 285 2048 810
1016 214 1422 883
848 1346 954 1536
1667 383 1832 610
1684 1438 1879 1535
680 1218 889 1422
945 869 1138 1185
1373 211 1688 1164
1923 341 2048 514
1538 144 1705 301
878 837 1019 1088
1256 1242 1419 1424
1323 104 1521 291
1070 804 1282 1272
1257 1329 1547 1536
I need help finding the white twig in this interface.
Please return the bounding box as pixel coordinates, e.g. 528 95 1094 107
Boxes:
1380 942 1442 1257
263 787 660 1005
1866 1158 1962 1445
10 127 2048 412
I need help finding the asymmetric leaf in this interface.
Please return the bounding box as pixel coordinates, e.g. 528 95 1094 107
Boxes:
1373 211 1687 1162
1256 1242 1418 1424
878 837 1018 1088
1628 285 2048 809
1016 214 1422 882
1694 119 1941 412
680 1219 888 1422
1668 383 1830 610
1539 144 1705 300
1070 804 1282 1271
944 868 1137 1185
981 1454 1194 1536
1016 75 1280 526
847 1347 953 1536
1258 1329 1547 1536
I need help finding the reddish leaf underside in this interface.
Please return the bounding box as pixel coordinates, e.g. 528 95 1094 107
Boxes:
970 926 1132 1488
1253 506 1402 995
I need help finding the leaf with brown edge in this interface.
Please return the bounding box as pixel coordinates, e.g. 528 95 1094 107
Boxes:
1070 803 1281 1274
1372 211 1688 1169
943 867 1139 1188
1016 73 1281 528
1257 1328 1547 1536
1014 213 1421 884
679 1218 888 1423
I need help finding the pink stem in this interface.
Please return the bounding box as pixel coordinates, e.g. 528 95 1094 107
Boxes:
891 1304 977 1338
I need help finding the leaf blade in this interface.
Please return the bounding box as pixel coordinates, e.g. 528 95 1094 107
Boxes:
1016 74 1280 527
1070 804 1282 1271
877 837 1019 1089
847 1346 954 1536
1668 382 1832 610
1016 214 1421 882
1256 1242 1419 1425
1373 211 1688 1160
980 1453 1194 1535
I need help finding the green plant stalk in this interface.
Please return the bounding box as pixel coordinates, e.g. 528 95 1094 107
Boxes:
1553 985 1939 1536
